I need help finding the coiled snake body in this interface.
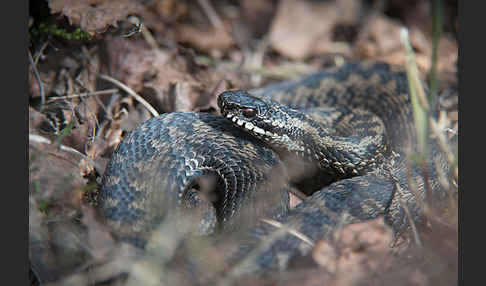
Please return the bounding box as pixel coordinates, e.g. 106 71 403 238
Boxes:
99 61 452 274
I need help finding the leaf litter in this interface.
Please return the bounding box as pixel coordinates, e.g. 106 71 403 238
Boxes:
29 0 458 285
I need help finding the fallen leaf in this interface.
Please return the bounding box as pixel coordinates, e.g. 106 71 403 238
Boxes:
312 218 393 286
269 0 361 59
48 0 142 35
176 24 234 53
104 36 202 114
81 205 116 261
355 13 403 59
268 0 337 59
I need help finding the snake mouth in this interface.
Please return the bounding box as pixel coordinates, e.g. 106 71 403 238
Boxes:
223 112 313 158
218 90 312 157
223 112 280 139
218 90 309 156
218 91 281 139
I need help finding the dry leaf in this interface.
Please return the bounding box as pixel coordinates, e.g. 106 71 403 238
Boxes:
104 36 202 114
176 24 234 52
355 13 403 59
269 0 337 59
81 205 115 261
312 218 393 286
48 0 142 35
269 0 361 59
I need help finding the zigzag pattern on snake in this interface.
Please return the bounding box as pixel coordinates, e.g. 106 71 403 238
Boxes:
99 61 454 274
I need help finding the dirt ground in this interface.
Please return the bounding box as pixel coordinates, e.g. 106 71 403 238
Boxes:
29 0 458 285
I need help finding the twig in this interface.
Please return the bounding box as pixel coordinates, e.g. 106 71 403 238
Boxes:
218 217 315 286
260 218 315 247
125 16 159 51
404 159 429 219
29 134 85 158
398 198 422 248
197 0 224 29
141 25 159 51
434 157 458 220
34 41 48 66
123 16 144 37
288 187 307 201
46 88 119 103
218 226 287 286
405 153 456 231
28 49 45 112
74 77 113 122
194 55 316 80
243 37 270 87
98 74 159 117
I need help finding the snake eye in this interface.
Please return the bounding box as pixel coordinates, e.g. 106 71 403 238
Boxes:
242 108 256 118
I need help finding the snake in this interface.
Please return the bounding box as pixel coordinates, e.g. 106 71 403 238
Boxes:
99 61 455 275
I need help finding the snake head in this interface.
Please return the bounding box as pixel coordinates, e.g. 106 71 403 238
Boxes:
218 90 284 136
217 90 308 154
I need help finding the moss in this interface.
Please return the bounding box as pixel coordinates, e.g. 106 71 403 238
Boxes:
37 200 49 214
29 21 91 44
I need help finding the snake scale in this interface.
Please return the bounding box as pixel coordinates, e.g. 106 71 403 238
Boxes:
99 61 454 275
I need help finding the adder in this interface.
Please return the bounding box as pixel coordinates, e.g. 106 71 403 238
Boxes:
99 60 456 274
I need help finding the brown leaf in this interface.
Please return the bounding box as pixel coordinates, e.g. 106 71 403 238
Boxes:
355 13 403 59
269 0 336 59
29 138 89 281
269 0 361 59
354 13 457 75
312 218 393 286
29 142 87 203
48 0 142 35
81 205 115 261
104 36 203 114
176 24 234 53
29 107 48 134
436 36 458 74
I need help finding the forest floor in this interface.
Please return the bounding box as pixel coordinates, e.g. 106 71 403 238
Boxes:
29 0 458 285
